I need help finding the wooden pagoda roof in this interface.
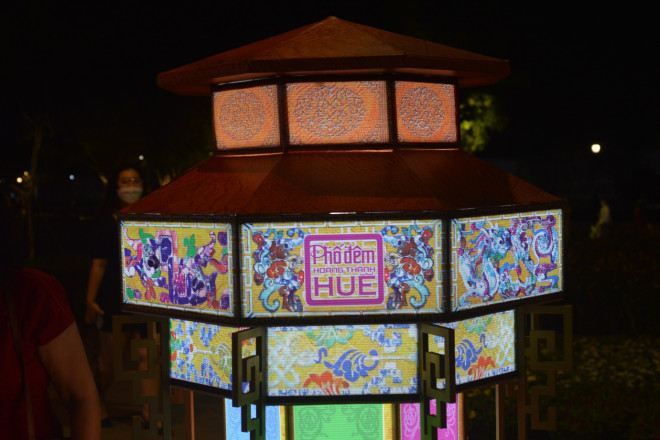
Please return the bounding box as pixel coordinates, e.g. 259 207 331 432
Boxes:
157 16 511 96
129 18 559 219
123 149 560 216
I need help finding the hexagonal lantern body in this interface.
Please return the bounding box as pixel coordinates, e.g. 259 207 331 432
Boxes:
118 16 565 439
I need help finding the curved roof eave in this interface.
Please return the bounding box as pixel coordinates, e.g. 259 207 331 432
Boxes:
157 16 510 96
123 149 560 217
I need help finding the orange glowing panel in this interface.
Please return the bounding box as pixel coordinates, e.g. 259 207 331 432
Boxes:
287 81 388 145
395 82 457 144
213 85 280 150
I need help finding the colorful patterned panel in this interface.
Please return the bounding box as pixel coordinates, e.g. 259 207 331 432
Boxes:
451 210 563 312
241 219 443 319
287 81 388 145
293 404 393 439
213 85 280 150
267 324 418 397
225 400 285 440
436 310 516 387
169 319 244 391
121 219 234 318
400 398 461 440
395 82 457 143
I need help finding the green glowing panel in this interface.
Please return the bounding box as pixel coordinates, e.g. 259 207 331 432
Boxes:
451 210 562 312
293 404 391 439
241 219 443 319
121 219 234 318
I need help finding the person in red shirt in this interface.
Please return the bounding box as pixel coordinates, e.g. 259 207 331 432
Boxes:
1 196 100 439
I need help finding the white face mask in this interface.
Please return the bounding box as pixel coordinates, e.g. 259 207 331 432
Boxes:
117 186 143 205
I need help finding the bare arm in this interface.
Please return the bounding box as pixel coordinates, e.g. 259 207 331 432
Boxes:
38 323 101 440
85 258 107 324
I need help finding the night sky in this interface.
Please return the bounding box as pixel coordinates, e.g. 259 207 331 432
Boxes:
2 1 658 210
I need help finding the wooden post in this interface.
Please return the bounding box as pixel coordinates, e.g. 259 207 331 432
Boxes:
183 390 195 440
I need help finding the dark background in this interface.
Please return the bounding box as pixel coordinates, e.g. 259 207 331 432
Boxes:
1 1 658 314
2 2 658 215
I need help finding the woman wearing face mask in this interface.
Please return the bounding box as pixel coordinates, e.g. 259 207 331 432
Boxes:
85 166 144 426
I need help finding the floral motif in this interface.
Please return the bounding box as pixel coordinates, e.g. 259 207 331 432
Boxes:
218 91 265 141
467 355 496 380
381 225 435 310
303 371 349 395
251 227 305 312
399 87 445 137
294 85 366 137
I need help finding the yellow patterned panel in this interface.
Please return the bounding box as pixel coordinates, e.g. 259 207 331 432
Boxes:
241 219 443 319
121 220 234 318
267 324 418 397
169 319 237 390
440 310 516 386
451 210 563 312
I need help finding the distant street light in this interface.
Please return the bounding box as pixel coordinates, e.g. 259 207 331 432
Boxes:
139 154 145 161
591 143 601 154
69 174 76 181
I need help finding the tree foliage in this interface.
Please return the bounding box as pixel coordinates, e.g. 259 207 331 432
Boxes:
459 92 507 154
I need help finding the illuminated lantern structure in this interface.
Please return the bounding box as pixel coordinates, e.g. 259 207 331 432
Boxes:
117 17 571 440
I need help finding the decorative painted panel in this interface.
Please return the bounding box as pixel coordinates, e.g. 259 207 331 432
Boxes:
437 310 516 387
451 210 562 312
267 324 418 397
169 319 244 391
293 404 393 439
241 219 443 319
395 82 457 144
213 85 280 150
121 219 234 318
169 311 513 398
287 81 388 145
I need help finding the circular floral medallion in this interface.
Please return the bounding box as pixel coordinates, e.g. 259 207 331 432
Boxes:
294 85 366 137
399 87 445 137
218 91 265 141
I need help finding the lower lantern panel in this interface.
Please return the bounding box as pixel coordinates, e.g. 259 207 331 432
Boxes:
220 400 461 440
267 324 418 397
170 310 516 395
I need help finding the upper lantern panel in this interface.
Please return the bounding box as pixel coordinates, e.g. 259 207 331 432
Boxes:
212 77 459 151
213 85 280 149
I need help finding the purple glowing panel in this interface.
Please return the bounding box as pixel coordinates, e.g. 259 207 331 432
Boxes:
400 399 460 440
